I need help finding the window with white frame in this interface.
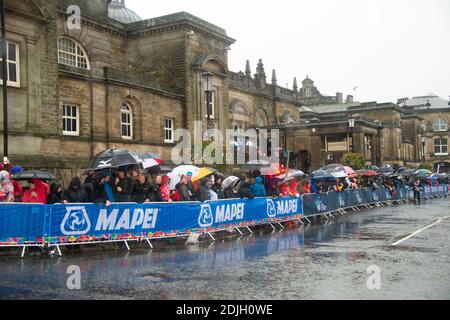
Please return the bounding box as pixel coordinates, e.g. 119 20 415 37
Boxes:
204 91 215 119
434 138 448 155
0 41 20 87
57 37 90 70
62 104 79 136
121 103 133 139
164 118 174 143
432 118 448 132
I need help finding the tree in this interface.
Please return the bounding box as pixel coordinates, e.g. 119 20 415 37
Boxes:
417 162 433 171
341 153 365 170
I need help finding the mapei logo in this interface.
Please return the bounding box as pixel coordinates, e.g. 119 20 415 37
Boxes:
315 198 327 212
338 195 345 207
267 199 277 218
198 204 214 228
61 206 91 236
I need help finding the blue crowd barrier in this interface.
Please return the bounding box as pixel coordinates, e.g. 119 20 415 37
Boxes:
0 185 448 248
0 196 303 246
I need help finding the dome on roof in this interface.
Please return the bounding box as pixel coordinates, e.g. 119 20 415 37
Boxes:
108 0 141 24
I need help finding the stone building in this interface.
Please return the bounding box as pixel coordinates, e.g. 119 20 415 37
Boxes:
1 0 446 185
399 94 450 173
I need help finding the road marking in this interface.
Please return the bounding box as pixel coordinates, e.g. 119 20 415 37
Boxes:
392 216 450 246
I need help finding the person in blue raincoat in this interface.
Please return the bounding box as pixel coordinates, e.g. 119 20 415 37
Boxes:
251 176 267 197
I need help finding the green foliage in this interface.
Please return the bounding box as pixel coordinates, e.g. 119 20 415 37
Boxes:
340 153 365 170
417 162 433 171
191 141 229 172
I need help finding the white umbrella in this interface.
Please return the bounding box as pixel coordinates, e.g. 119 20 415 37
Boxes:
171 165 200 177
167 172 181 191
222 176 240 190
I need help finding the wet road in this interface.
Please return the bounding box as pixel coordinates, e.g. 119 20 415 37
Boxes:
1 198 450 300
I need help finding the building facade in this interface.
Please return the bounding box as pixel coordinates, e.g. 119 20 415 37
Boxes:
1 0 448 185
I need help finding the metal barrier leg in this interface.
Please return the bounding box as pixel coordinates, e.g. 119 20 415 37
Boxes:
269 223 276 230
245 226 253 234
207 232 216 241
21 245 27 258
277 222 285 229
146 238 153 249
298 218 304 225
124 240 130 251
235 227 244 235
56 245 62 257
304 217 311 224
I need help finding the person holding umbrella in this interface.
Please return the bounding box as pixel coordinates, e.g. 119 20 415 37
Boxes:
10 165 23 202
115 168 133 202
63 177 88 203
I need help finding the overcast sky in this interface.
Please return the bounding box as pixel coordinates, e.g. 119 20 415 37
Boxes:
127 0 450 103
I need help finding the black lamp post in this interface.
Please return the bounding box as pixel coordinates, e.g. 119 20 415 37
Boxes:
0 0 8 170
348 115 356 152
202 71 214 130
421 136 426 163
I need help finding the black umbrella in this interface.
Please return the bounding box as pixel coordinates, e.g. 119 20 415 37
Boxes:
87 149 144 171
320 163 341 170
376 167 394 174
11 170 56 181
146 165 173 174
308 170 335 180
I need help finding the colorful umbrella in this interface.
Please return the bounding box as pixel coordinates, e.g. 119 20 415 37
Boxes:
138 152 163 169
171 165 200 178
336 166 356 176
191 168 217 183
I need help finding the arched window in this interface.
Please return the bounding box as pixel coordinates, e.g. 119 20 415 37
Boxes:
121 102 133 139
57 37 90 70
432 118 448 132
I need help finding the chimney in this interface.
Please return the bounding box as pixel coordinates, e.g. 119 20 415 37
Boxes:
336 92 343 104
346 95 354 103
397 97 408 105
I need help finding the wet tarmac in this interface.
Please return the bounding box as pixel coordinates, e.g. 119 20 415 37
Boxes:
1 198 449 300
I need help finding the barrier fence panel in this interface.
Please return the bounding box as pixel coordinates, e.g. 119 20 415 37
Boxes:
0 185 446 249
301 187 410 217
45 196 304 244
0 204 47 246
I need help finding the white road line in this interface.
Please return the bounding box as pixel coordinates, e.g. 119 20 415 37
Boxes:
392 216 450 246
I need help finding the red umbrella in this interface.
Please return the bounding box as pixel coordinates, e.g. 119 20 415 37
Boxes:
362 170 379 177
336 166 356 176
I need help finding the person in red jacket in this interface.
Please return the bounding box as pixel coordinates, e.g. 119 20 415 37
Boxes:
160 175 172 202
302 180 312 194
279 181 293 197
22 179 47 204
289 180 300 197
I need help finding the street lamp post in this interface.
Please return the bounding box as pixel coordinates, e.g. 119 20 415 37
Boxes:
421 136 426 163
202 71 214 130
348 115 356 152
0 0 8 170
